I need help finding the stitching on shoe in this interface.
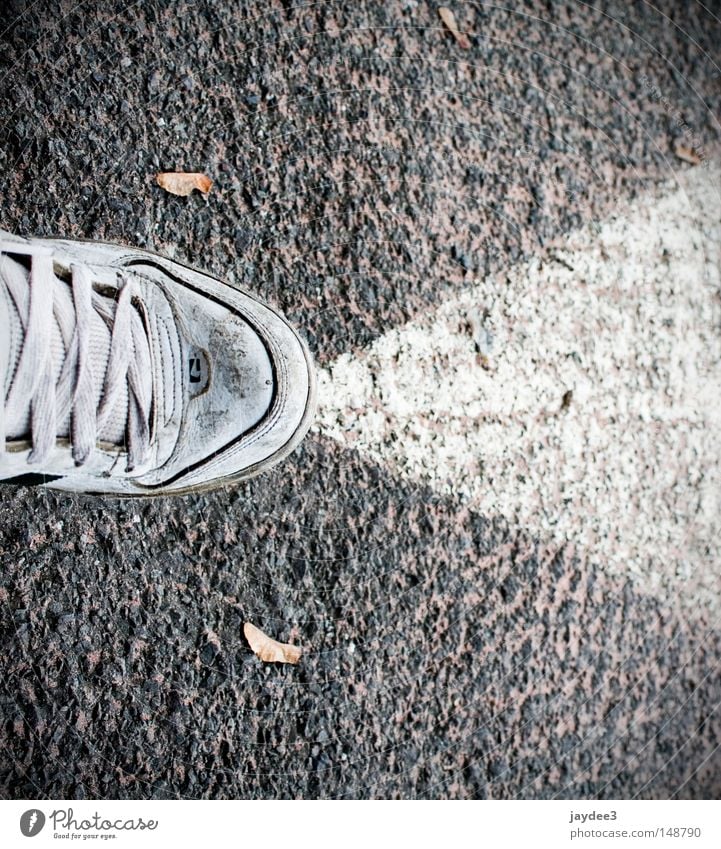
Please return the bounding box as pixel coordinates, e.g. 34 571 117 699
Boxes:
156 313 179 429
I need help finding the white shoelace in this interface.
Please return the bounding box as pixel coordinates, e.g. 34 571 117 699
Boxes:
0 241 153 471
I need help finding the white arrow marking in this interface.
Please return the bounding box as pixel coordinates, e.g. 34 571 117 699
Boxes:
315 163 721 610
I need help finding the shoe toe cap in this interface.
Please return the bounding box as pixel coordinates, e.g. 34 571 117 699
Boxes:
161 292 316 493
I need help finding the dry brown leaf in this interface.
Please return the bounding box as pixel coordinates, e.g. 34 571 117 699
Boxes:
244 622 302 664
156 171 213 196
674 144 702 166
438 7 471 49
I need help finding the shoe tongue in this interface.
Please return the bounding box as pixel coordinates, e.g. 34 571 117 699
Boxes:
118 261 184 468
3 254 147 447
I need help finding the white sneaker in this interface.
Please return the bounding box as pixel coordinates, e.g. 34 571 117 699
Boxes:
0 231 316 495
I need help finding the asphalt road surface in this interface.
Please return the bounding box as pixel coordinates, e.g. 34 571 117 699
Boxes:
1 0 720 799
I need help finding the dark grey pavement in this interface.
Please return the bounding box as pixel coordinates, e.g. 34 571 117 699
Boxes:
0 0 720 799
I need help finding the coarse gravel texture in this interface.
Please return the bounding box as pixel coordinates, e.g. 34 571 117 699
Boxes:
318 162 721 613
1 0 720 800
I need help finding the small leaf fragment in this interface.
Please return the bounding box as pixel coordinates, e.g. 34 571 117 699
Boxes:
244 622 302 664
156 171 213 196
674 144 702 166
438 7 471 49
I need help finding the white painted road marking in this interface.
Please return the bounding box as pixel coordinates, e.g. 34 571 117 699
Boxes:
315 164 721 609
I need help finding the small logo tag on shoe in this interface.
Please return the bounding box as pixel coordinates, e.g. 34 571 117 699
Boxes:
187 348 209 396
